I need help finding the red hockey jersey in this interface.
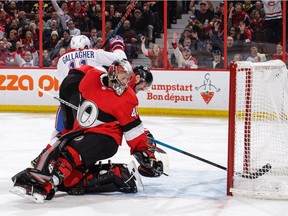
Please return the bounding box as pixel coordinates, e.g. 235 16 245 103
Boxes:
73 67 148 154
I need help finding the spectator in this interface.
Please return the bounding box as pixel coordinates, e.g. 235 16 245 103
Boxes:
244 45 266 62
54 29 72 59
207 49 224 69
17 11 30 28
97 21 113 39
5 19 19 37
86 3 102 30
214 1 224 21
228 26 237 40
178 28 193 47
51 47 66 67
30 14 45 31
226 36 243 64
118 20 138 63
262 0 282 44
43 19 61 43
2 37 11 50
7 41 23 66
20 30 35 51
130 9 151 44
0 9 12 28
82 0 96 12
106 4 121 29
230 2 250 28
250 1 265 19
93 37 102 49
88 27 98 46
196 41 213 68
232 53 243 62
66 19 81 36
51 0 70 30
143 1 163 38
171 32 198 69
141 36 171 68
172 35 204 67
209 19 224 52
4 1 19 19
141 2 156 43
28 23 39 49
236 20 252 44
45 11 63 32
44 31 60 56
182 38 194 53
7 29 18 52
67 0 87 31
15 47 38 67
42 49 51 67
242 0 255 16
271 43 288 64
0 39 11 66
185 15 206 41
250 10 265 42
189 0 214 25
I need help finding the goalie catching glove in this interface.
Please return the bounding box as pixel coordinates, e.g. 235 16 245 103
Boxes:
133 148 163 177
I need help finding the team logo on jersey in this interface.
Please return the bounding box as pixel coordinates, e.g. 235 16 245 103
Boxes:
77 100 100 128
195 73 220 104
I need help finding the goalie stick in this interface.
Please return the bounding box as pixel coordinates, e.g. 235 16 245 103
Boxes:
148 137 272 179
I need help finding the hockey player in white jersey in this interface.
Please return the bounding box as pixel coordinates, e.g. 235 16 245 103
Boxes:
56 34 127 84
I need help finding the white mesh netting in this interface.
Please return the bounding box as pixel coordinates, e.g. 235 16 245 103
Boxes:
231 60 288 199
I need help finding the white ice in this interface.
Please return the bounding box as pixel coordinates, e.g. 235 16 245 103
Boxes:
0 113 286 216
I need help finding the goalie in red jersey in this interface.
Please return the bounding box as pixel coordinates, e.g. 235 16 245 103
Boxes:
10 59 164 203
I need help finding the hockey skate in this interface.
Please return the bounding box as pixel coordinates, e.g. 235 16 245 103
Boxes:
10 168 55 204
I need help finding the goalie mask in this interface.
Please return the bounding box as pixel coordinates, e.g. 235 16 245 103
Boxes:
70 35 91 49
108 59 133 96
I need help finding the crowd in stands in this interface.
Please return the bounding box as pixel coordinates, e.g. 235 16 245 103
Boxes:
162 0 288 69
0 0 287 69
0 0 164 67
141 0 288 69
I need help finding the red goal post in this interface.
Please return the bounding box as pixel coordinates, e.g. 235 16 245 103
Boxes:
227 60 288 199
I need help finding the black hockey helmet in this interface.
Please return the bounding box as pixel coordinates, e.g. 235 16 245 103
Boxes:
133 65 153 87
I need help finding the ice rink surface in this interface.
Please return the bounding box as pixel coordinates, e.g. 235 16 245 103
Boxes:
0 113 286 216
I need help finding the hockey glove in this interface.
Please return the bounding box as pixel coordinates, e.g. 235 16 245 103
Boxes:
133 149 163 177
109 35 125 52
144 128 156 146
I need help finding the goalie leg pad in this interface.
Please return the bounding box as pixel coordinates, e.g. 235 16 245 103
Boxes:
10 168 55 203
60 162 141 194
86 163 138 193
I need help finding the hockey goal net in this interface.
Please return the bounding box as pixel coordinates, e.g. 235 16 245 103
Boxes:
227 60 288 199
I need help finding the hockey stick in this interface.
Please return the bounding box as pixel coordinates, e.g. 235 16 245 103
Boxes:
101 0 139 50
148 137 272 179
38 87 78 110
148 137 227 171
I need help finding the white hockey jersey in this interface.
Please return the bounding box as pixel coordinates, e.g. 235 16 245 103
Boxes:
55 48 127 83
